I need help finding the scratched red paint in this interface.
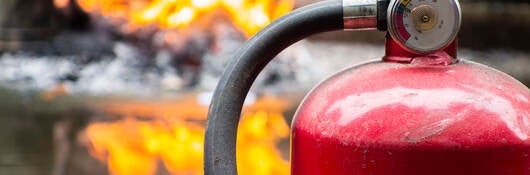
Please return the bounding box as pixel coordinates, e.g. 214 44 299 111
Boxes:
291 54 530 174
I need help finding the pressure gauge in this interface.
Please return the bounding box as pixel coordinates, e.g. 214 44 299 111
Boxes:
387 0 461 54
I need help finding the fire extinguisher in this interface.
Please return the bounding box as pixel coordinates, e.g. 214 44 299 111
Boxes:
205 0 530 174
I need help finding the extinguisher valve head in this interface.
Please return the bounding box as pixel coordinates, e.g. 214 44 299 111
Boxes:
387 0 462 54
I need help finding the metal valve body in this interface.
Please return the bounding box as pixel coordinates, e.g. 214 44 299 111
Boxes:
291 46 530 174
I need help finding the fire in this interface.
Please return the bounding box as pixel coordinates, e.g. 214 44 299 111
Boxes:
83 95 290 175
75 0 294 36
54 0 71 8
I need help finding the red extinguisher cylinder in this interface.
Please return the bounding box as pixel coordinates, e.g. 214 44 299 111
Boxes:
291 41 530 174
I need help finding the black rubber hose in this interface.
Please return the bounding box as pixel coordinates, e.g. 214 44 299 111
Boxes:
204 1 343 174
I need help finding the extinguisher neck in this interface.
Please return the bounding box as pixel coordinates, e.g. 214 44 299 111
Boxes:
383 34 458 66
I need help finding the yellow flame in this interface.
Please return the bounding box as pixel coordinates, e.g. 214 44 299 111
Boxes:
167 7 196 27
84 95 290 175
192 0 216 8
76 0 294 36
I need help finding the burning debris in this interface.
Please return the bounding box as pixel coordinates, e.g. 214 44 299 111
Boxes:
0 0 298 95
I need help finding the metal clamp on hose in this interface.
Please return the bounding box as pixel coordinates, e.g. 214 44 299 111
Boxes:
343 0 378 30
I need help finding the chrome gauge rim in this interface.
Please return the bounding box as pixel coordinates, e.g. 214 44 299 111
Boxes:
387 0 462 54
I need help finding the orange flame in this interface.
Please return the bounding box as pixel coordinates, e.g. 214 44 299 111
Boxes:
54 0 71 8
75 0 294 36
83 95 290 175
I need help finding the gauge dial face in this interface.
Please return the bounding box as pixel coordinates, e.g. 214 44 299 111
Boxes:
388 0 461 54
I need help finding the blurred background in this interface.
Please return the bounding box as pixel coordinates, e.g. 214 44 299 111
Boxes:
0 0 528 174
